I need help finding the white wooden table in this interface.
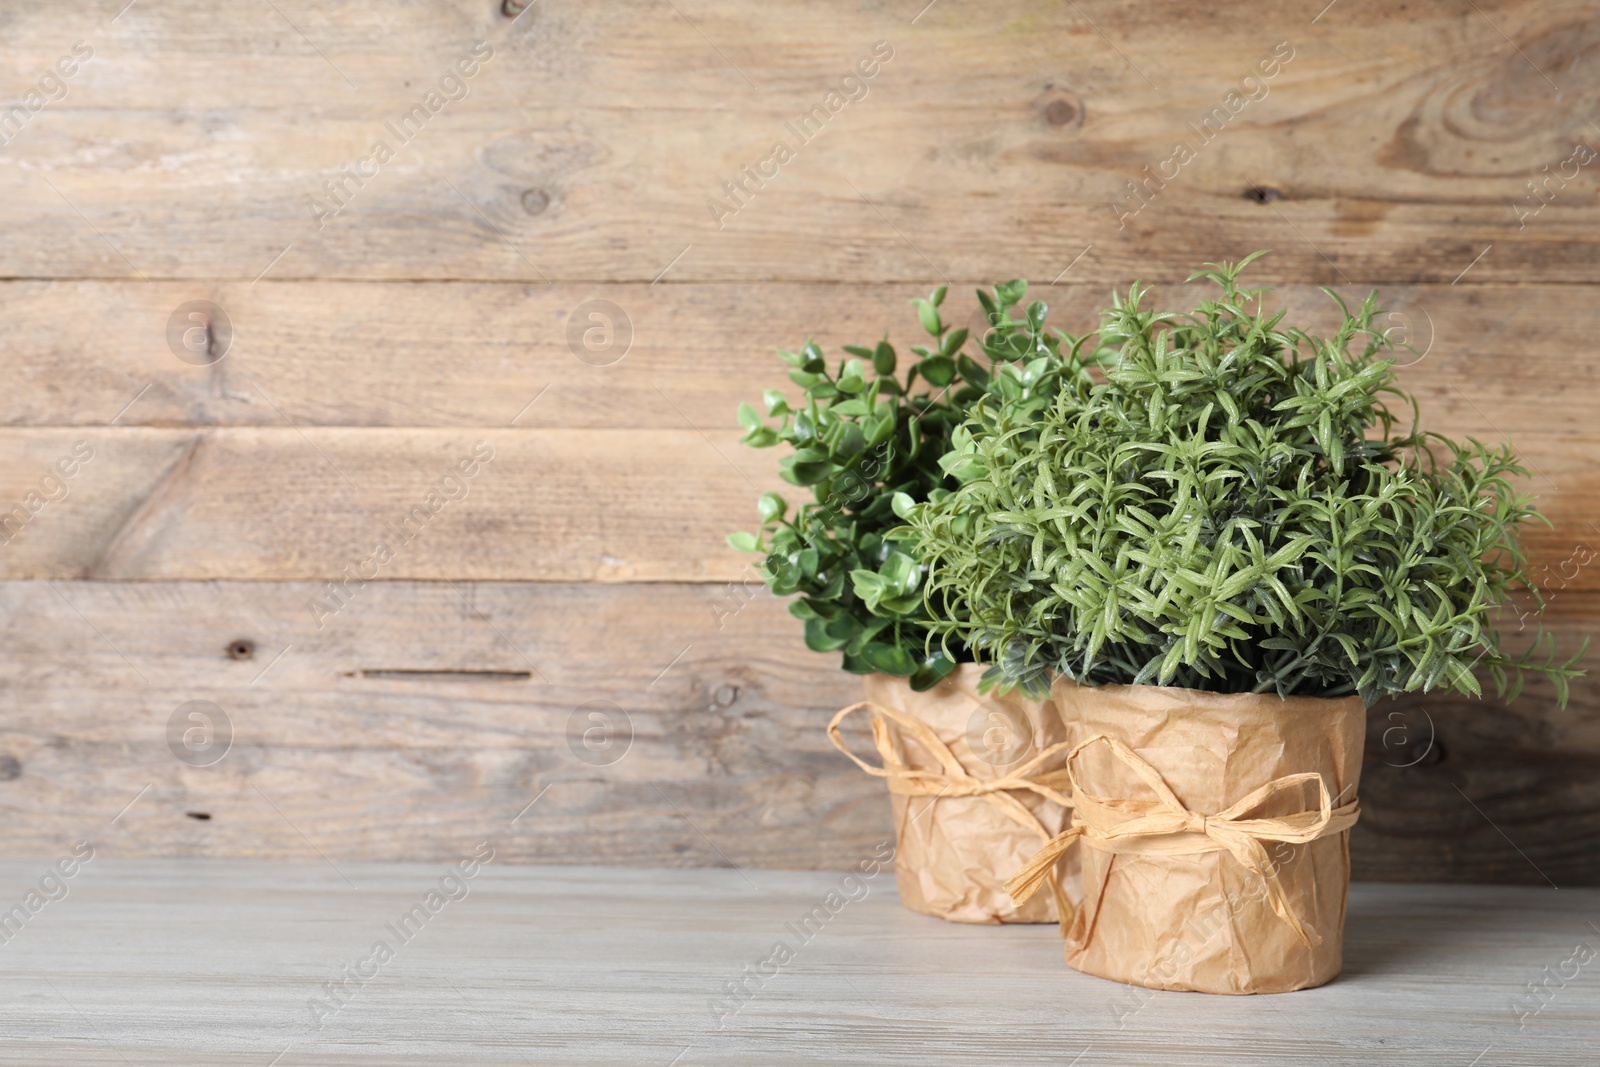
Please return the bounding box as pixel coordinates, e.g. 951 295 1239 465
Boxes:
0 860 1593 1065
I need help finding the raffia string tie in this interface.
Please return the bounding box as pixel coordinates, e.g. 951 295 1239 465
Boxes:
828 700 1076 931
1004 734 1360 947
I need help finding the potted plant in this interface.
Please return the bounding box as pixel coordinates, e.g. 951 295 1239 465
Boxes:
731 283 1096 924
903 254 1583 991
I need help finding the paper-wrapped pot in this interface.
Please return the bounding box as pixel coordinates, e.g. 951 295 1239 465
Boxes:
1008 678 1365 993
828 664 1077 924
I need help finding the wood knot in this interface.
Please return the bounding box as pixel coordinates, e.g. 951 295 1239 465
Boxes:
0 755 20 781
1042 91 1084 129
521 188 551 215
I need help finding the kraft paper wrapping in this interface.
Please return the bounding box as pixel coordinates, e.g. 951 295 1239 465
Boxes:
1014 678 1366 994
830 665 1077 925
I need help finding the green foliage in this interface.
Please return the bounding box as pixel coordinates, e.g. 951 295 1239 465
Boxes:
730 282 1098 689
906 254 1585 705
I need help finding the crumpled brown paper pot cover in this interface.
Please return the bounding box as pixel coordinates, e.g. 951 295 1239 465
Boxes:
1008 679 1366 994
828 665 1080 924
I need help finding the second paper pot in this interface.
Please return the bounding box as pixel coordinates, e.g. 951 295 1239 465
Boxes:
829 664 1078 924
1010 678 1366 994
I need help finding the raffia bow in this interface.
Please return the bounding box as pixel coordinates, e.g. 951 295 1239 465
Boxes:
828 701 1076 929
1005 734 1359 947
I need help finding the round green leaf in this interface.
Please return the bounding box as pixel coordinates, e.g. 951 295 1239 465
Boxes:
863 642 918 675
919 356 956 387
757 492 787 523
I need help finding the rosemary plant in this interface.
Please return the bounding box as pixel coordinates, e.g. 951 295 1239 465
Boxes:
905 254 1583 704
731 283 1097 689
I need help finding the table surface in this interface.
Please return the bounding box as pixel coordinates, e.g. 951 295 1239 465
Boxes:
1 858 1595 1066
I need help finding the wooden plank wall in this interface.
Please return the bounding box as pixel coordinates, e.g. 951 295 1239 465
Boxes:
1 0 1597 883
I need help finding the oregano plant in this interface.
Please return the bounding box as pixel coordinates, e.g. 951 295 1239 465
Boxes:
730 283 1097 690
905 253 1584 704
